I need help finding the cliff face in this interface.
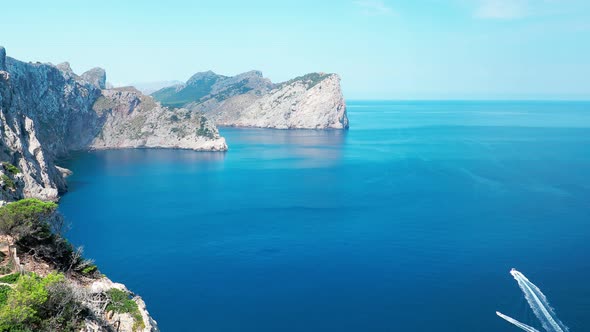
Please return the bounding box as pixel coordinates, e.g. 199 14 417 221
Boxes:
152 71 349 129
211 73 348 129
90 87 226 151
0 47 226 202
0 48 228 330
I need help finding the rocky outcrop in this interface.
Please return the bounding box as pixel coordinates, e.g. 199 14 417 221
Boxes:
211 73 348 129
151 71 349 129
89 277 159 332
0 47 226 202
90 87 226 151
80 67 107 89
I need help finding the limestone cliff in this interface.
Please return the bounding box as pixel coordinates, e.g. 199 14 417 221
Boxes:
0 47 226 202
0 47 228 331
90 87 225 151
152 71 349 129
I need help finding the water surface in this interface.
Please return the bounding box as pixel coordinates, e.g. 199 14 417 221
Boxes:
59 101 590 331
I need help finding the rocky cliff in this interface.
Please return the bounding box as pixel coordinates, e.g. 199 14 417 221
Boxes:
152 71 349 129
0 47 229 331
1 232 160 332
0 47 226 203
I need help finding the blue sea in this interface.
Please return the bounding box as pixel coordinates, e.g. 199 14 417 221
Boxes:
58 101 590 332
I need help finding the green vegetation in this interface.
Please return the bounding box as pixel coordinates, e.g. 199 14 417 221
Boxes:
275 72 328 90
106 288 145 331
1 175 15 190
81 265 97 275
0 272 87 332
170 127 187 137
0 273 20 284
0 262 13 275
169 114 180 122
0 199 105 331
212 79 253 102
0 198 58 239
151 75 221 108
1 163 20 175
196 116 215 139
0 199 98 276
0 285 10 306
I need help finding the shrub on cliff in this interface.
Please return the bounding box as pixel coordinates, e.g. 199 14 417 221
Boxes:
106 288 145 331
0 272 87 332
0 199 58 239
197 116 215 139
1 175 15 190
0 286 10 306
0 199 97 276
1 163 20 175
0 273 20 284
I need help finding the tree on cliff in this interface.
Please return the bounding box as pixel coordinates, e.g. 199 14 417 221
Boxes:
0 199 96 276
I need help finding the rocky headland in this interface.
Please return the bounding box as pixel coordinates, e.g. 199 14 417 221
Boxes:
151 71 349 129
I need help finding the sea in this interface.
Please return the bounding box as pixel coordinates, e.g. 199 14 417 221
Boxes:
58 101 590 331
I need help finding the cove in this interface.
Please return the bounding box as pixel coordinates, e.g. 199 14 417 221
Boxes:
58 101 590 331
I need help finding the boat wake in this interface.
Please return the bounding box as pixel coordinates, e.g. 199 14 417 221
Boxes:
497 268 569 332
497 311 540 332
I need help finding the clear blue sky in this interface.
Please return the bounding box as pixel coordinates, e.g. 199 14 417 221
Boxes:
1 0 589 99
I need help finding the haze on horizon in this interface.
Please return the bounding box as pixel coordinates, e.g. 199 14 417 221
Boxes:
1 0 589 100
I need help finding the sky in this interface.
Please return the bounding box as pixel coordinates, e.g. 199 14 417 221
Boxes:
1 0 589 100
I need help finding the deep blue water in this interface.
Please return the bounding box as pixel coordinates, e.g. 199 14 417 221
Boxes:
59 101 590 332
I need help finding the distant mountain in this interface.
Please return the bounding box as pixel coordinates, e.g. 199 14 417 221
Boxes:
151 71 349 129
127 80 184 95
152 70 272 108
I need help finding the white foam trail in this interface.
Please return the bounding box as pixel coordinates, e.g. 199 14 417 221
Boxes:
510 269 569 332
497 311 541 332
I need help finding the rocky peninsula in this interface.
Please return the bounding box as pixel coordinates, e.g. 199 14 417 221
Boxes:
152 71 349 129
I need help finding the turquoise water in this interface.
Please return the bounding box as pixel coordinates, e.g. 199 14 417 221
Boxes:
59 101 590 331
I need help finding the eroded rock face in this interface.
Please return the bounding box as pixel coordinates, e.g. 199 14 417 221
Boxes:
81 67 107 89
88 278 160 332
211 73 349 129
0 48 226 202
152 71 349 129
90 87 226 151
